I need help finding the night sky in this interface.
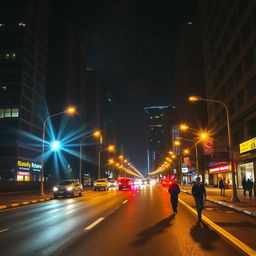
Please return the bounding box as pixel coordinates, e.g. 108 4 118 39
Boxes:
48 0 199 172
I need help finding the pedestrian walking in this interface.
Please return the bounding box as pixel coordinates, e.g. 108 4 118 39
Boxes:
192 177 206 221
168 179 180 215
218 178 226 196
242 177 247 195
247 179 253 197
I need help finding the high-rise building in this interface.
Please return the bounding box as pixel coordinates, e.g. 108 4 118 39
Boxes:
0 0 49 181
199 0 256 187
175 22 207 128
144 106 177 173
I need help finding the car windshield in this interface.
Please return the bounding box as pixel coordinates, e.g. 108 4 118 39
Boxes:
97 179 107 182
58 180 73 185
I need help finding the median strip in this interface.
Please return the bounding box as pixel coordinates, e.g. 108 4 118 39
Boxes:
84 217 105 231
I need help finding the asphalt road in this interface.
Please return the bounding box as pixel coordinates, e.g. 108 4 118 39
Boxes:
0 188 130 256
0 185 251 256
52 185 242 256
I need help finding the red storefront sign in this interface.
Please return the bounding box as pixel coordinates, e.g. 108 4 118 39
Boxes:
209 163 231 174
203 138 214 155
17 171 30 176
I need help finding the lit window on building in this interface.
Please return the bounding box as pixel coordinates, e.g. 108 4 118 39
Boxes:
0 85 7 91
18 22 26 27
4 108 11 117
0 109 4 118
11 108 19 117
0 23 4 27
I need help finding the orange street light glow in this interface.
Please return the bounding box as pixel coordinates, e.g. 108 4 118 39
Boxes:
93 130 101 138
168 151 174 155
174 141 181 146
200 133 208 139
107 145 115 152
66 106 76 114
171 155 176 159
108 158 114 164
183 149 190 154
188 96 202 102
180 124 189 130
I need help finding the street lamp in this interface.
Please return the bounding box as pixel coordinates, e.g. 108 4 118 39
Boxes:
98 145 115 179
41 106 77 196
79 130 101 184
189 95 239 202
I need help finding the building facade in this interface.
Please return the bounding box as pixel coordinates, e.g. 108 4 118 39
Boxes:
0 0 49 181
144 106 177 173
199 0 256 187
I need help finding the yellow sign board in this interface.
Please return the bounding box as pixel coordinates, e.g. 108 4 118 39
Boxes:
240 138 256 154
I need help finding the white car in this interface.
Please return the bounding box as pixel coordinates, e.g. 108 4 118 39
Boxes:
94 179 109 191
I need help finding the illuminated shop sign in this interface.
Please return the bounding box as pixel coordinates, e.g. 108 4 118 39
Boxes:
209 164 231 174
240 138 256 154
182 168 188 173
17 160 42 172
17 171 30 176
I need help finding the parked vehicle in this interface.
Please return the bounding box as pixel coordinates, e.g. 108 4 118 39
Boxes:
53 179 83 198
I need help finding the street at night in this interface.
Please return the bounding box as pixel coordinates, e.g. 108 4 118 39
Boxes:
1 184 256 256
1 0 256 255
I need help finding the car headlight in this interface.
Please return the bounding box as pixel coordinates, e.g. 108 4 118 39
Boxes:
53 186 58 192
67 187 73 191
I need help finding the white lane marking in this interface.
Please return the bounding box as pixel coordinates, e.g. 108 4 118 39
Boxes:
84 217 105 231
0 229 9 233
123 200 128 204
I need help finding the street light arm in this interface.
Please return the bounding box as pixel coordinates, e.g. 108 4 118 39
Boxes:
200 98 229 113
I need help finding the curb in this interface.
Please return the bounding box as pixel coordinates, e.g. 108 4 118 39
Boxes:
181 189 256 218
0 197 51 210
178 197 256 256
0 190 94 211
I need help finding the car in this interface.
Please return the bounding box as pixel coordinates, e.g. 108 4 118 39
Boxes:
53 179 83 198
141 179 148 185
118 178 133 190
108 179 118 188
94 178 109 191
134 179 142 185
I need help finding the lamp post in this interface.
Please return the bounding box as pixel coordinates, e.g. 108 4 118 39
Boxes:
189 96 239 202
79 130 101 184
41 107 76 196
98 145 115 179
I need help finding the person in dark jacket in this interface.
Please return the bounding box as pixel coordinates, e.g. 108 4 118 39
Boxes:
168 179 180 215
219 178 226 196
242 177 247 195
192 177 206 221
247 179 253 197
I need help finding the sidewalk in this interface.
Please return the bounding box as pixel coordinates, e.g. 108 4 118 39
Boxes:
181 185 256 217
0 187 93 210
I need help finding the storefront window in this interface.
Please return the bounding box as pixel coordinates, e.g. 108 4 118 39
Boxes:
237 162 255 188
